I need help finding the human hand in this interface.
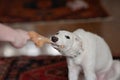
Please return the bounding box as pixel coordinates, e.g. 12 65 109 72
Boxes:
10 29 30 48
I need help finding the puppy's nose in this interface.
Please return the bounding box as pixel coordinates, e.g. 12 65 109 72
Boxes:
51 36 58 42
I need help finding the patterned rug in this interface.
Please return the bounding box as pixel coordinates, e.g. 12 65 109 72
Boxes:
0 0 109 23
0 56 120 80
0 56 68 80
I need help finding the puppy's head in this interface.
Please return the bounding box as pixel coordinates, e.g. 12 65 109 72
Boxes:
51 30 80 52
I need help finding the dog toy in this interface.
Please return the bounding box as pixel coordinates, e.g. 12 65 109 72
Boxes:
28 31 51 47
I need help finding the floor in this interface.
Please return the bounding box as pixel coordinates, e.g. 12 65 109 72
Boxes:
0 0 120 57
98 0 120 56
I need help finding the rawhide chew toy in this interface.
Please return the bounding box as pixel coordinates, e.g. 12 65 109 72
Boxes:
29 31 51 47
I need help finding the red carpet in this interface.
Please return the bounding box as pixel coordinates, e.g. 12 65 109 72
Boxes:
0 0 109 23
0 56 68 80
0 56 119 80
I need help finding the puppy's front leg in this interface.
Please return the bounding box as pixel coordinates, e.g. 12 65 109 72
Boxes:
68 65 81 80
83 59 97 80
84 69 97 80
67 59 81 80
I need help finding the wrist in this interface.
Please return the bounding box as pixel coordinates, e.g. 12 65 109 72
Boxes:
9 30 18 44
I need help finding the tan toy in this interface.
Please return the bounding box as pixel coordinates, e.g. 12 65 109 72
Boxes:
28 31 51 47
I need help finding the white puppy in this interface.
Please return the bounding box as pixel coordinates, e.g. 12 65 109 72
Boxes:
51 29 120 80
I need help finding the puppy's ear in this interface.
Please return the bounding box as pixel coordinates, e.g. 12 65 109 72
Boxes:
75 36 79 41
74 35 80 41
74 35 84 51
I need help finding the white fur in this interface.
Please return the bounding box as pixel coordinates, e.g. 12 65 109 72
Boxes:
51 29 120 80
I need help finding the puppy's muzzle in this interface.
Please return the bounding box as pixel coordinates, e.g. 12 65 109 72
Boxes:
51 36 58 42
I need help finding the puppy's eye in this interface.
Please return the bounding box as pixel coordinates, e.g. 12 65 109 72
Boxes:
65 35 70 39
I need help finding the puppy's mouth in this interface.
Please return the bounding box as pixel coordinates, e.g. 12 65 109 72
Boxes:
50 36 64 49
51 42 64 49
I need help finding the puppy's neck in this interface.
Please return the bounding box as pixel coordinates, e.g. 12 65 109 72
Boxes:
59 41 83 58
58 34 84 58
